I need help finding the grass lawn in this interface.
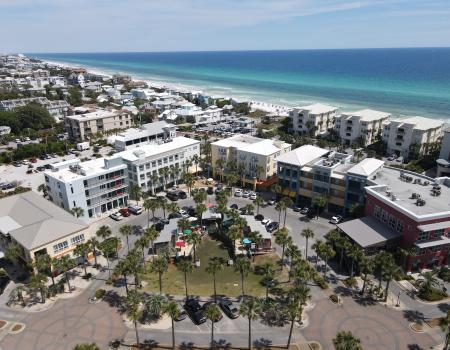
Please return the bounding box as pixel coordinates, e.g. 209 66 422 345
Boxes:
140 237 289 297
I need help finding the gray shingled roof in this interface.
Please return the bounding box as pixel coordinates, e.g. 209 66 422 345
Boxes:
0 191 88 250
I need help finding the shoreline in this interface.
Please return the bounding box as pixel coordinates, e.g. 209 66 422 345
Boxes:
39 57 450 123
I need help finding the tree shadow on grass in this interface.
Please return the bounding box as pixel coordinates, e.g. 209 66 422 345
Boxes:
333 285 353 298
407 345 424 350
253 338 273 350
437 303 450 313
141 339 159 349
215 339 232 350
179 341 195 350
103 290 125 313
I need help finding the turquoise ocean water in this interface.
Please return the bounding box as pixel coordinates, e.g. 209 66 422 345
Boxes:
31 49 450 120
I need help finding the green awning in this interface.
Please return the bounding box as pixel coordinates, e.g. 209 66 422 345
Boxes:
183 229 192 235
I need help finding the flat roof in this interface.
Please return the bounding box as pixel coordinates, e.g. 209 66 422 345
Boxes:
245 216 271 240
418 221 450 232
212 135 290 156
415 236 450 249
115 121 174 142
0 191 87 250
155 219 178 244
337 216 401 248
368 167 450 217
277 145 329 167
66 109 118 122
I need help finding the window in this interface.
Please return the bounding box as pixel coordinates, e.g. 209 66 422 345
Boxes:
417 231 429 242
53 241 68 253
139 165 144 171
71 234 85 245
70 187 73 194
152 161 156 167
98 175 104 180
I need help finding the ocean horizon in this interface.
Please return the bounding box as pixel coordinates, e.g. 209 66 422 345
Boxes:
30 48 450 121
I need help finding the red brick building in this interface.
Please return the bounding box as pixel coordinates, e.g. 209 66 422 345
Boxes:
338 167 450 272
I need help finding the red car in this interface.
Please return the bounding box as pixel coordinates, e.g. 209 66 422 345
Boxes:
30 158 37 163
119 208 130 217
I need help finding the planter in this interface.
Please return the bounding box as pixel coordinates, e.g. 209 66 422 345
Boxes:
329 294 340 304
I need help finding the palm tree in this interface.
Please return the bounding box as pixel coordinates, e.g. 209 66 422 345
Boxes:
275 228 292 264
166 202 179 216
129 183 142 204
235 255 251 300
440 310 450 350
398 247 416 271
73 243 90 276
321 244 336 280
183 173 195 196
87 237 100 267
285 299 301 349
144 226 160 258
73 344 100 350
333 330 363 350
120 225 133 252
28 273 48 303
359 256 375 295
95 225 112 242
261 263 276 299
271 183 281 200
382 259 401 302
275 201 285 224
150 173 159 195
301 228 314 260
5 241 22 264
164 301 180 350
244 203 255 215
204 302 222 349
228 225 242 257
53 255 74 293
158 196 168 219
177 258 193 299
311 239 324 270
177 217 190 234
114 258 131 295
99 238 117 279
312 193 328 219
192 154 200 175
37 183 48 197
196 203 207 226
136 235 150 272
186 232 202 262
206 257 224 303
240 297 261 350
280 197 293 227
159 167 170 189
346 245 363 278
151 256 168 293
127 249 144 290
254 196 264 214
34 253 55 286
125 290 143 349
70 207 84 218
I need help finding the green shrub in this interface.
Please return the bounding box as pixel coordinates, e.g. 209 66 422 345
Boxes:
329 294 339 303
439 267 450 283
95 288 106 299
344 277 357 288
418 287 447 302
313 273 329 289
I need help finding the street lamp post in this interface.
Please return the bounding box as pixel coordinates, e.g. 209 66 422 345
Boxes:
396 291 401 307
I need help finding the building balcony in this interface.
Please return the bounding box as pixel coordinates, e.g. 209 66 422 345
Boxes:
87 192 128 208
86 183 127 199
84 174 126 189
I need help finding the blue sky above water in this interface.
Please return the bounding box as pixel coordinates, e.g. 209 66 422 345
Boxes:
1 0 450 53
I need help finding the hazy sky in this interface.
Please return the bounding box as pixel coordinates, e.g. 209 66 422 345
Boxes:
1 0 450 53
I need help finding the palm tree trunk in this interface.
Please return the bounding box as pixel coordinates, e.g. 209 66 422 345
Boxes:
93 247 98 266
134 321 140 348
159 272 162 293
142 250 146 273
124 274 129 295
283 210 287 228
40 287 46 303
339 250 344 272
184 272 188 299
241 273 245 300
65 272 71 293
172 319 175 350
248 318 252 350
323 258 328 279
213 274 217 303
287 318 295 349
126 236 130 252
384 279 390 302
211 320 215 349
361 272 368 295
305 238 309 260
444 331 450 350
350 259 354 278
106 258 111 279
281 245 285 264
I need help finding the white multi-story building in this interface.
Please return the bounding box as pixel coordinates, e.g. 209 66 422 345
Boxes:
0 97 69 121
110 121 177 151
0 126 11 135
44 136 200 220
65 109 133 141
211 135 291 188
289 103 338 137
437 128 450 177
44 156 128 221
382 116 443 158
335 109 391 146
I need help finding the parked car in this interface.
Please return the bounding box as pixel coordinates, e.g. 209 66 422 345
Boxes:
261 219 272 226
292 206 301 212
207 187 214 195
254 214 264 221
234 189 242 197
267 199 275 205
128 205 143 215
169 212 182 219
396 156 404 163
12 161 21 167
133 225 144 235
242 191 250 198
230 204 238 210
184 299 206 324
300 207 310 215
329 215 343 224
167 191 179 201
387 155 397 161
249 193 257 200
178 191 187 199
30 158 37 163
179 209 189 218
219 299 239 319
158 218 170 225
266 222 279 232
119 208 130 217
153 222 165 231
202 302 223 321
110 212 124 221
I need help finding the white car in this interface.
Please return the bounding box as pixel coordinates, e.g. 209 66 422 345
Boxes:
179 209 190 218
249 193 257 200
234 190 243 197
261 219 272 226
110 212 124 221
329 215 343 224
242 191 250 198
